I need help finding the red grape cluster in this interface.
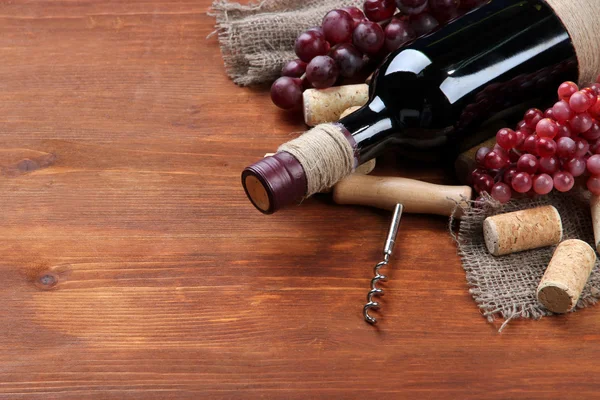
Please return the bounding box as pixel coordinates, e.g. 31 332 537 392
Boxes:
472 77 600 204
271 0 486 110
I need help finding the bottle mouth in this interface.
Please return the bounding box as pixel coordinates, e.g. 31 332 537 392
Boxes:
241 152 307 214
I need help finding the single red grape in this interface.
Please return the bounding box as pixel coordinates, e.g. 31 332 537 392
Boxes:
587 154 600 175
570 90 595 113
410 13 440 36
364 0 397 22
496 128 518 149
512 172 533 193
587 175 600 195
295 30 330 62
281 59 307 78
557 81 578 100
474 173 494 194
553 171 574 192
517 154 539 174
564 157 586 177
536 137 557 157
475 146 491 167
552 100 574 123
514 130 527 148
353 20 385 55
491 182 512 203
270 77 303 110
544 108 555 120
556 136 576 159
341 6 366 28
536 118 559 138
591 83 600 96
523 134 538 155
330 43 365 78
484 150 508 170
384 18 416 52
570 112 594 133
306 55 339 89
533 173 554 195
322 10 354 44
538 156 559 175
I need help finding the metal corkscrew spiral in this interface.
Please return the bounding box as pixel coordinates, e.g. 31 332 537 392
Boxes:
363 203 403 325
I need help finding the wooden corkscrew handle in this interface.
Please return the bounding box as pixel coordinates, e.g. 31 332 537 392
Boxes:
332 174 472 218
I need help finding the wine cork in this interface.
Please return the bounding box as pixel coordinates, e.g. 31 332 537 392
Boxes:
545 0 600 85
537 239 596 313
303 84 369 126
339 106 362 120
590 195 600 253
483 206 563 256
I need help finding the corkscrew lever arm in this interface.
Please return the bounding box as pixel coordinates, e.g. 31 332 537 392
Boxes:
363 203 403 325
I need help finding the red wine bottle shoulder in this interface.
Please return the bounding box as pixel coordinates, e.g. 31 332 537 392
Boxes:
369 0 576 127
340 0 577 162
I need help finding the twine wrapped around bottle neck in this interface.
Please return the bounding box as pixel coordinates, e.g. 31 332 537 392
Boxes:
278 123 355 196
545 0 600 85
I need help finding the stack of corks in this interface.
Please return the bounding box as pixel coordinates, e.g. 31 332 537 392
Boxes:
483 205 597 314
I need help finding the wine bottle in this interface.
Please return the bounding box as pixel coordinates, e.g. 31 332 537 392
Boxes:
242 0 596 214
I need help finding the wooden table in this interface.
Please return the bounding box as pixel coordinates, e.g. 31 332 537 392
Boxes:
1 1 600 398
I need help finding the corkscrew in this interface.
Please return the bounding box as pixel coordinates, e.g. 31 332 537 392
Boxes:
363 203 403 325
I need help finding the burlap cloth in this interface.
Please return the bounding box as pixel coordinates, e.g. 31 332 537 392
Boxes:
455 190 600 331
209 0 362 86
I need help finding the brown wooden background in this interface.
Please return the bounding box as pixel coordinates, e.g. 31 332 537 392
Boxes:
1 1 600 399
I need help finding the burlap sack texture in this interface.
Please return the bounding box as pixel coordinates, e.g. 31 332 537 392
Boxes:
209 0 363 86
455 190 600 331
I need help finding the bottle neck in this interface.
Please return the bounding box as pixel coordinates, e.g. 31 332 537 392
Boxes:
339 101 400 164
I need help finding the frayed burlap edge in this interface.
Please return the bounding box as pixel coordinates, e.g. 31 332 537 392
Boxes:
208 0 296 85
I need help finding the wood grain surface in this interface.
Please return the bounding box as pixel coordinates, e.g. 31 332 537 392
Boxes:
1 1 600 399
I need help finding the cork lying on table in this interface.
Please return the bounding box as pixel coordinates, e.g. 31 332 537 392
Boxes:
483 205 563 256
303 84 369 126
537 239 597 314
